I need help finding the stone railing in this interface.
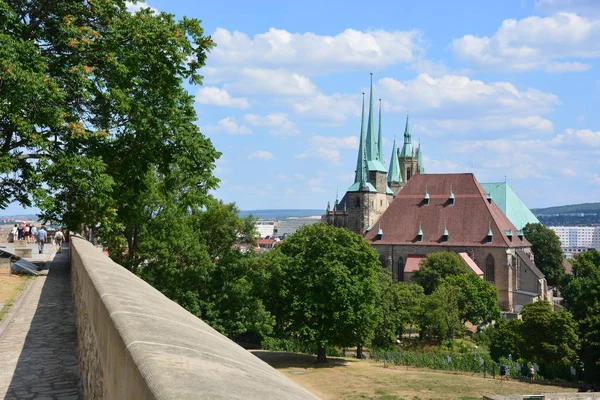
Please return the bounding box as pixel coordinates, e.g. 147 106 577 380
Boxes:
70 236 318 399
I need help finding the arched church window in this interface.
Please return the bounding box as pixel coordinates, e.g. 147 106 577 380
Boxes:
355 197 360 207
485 254 495 283
397 258 405 282
407 168 412 181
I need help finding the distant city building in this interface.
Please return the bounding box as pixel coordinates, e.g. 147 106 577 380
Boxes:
548 226 600 257
274 217 321 237
480 182 540 230
255 221 275 238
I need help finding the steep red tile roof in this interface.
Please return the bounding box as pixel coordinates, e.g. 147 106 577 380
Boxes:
459 252 484 275
366 173 531 248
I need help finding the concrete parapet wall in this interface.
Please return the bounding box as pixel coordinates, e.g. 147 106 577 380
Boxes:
70 236 319 400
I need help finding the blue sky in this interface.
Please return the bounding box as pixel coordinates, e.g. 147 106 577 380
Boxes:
4 0 600 215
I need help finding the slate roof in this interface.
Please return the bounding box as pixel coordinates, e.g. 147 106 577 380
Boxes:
516 249 545 278
366 173 531 247
480 182 540 230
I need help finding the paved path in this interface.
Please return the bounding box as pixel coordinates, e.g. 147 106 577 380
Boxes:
0 245 81 399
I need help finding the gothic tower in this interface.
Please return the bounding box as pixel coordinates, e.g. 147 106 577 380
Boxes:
397 116 423 191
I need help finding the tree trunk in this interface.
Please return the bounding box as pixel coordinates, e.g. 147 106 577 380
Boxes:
316 343 327 363
356 344 363 359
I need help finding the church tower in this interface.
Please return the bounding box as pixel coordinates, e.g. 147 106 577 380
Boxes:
397 116 423 190
344 74 393 234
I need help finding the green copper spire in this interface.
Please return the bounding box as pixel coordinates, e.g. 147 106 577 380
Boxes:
348 92 375 193
387 137 400 184
400 114 413 158
365 74 386 172
378 99 385 164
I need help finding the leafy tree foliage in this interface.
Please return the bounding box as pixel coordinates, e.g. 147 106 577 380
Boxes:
562 250 600 381
523 223 565 286
520 301 579 366
0 0 219 245
412 252 470 294
371 272 425 348
442 273 501 325
418 284 462 342
263 223 381 362
487 319 525 361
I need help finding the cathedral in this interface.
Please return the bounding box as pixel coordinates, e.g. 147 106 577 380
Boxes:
324 74 548 312
325 73 424 234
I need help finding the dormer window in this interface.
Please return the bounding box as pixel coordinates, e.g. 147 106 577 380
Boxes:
486 222 493 243
377 226 383 241
449 185 455 206
442 222 449 242
505 229 513 242
424 185 430 206
486 192 492 204
417 222 423 242
517 229 524 240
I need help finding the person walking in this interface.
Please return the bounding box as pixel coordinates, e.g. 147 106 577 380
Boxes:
529 365 535 381
10 224 18 242
37 226 47 254
54 228 64 254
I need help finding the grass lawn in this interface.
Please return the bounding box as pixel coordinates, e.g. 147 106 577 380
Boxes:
252 350 576 400
0 274 31 321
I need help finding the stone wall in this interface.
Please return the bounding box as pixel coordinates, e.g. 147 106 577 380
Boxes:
70 236 319 400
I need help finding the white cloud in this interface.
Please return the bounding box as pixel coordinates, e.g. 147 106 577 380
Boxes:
248 151 275 161
452 13 600 72
125 1 158 14
422 156 460 173
202 117 252 135
243 113 299 137
311 135 359 150
292 93 361 125
379 74 559 115
210 28 423 75
550 128 600 146
196 87 250 109
218 68 317 97
429 115 554 133
295 135 359 165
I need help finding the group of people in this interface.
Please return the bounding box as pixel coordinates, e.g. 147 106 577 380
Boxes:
10 224 65 254
499 363 536 381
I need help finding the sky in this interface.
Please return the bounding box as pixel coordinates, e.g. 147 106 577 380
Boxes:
4 0 600 215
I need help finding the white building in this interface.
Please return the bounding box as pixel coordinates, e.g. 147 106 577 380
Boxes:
273 216 321 237
549 226 600 256
255 221 275 238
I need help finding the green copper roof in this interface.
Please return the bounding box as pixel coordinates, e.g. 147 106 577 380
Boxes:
349 92 376 193
481 182 540 230
387 139 400 184
377 99 385 165
400 116 413 158
365 74 386 172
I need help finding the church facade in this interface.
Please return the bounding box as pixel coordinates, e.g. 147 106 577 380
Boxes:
325 74 424 234
324 74 548 312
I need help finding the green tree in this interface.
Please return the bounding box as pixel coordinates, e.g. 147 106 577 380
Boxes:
371 272 425 348
442 274 501 325
419 283 462 342
520 301 579 365
0 0 219 245
487 318 524 361
264 223 381 363
412 252 470 294
561 250 600 381
523 223 565 286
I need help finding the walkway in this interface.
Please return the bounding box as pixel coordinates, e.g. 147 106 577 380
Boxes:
0 245 81 399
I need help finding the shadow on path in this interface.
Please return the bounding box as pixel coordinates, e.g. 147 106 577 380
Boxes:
4 245 80 399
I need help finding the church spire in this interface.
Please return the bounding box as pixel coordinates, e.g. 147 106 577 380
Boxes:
364 73 386 172
400 114 413 158
387 137 400 184
348 92 375 193
378 98 385 166
366 73 376 162
418 141 425 173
